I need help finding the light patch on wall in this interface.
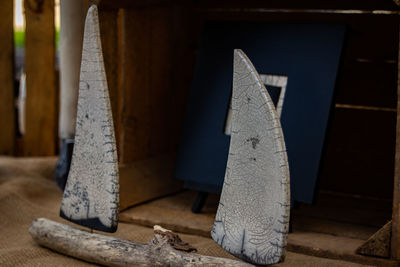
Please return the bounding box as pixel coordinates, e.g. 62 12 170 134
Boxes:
14 0 24 30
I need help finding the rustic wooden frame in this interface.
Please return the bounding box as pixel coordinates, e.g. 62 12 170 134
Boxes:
0 0 15 155
24 0 57 156
391 23 400 260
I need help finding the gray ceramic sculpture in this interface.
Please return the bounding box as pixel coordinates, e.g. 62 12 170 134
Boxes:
211 49 290 265
60 5 119 233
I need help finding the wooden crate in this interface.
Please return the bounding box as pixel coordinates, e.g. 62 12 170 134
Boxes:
1 0 400 262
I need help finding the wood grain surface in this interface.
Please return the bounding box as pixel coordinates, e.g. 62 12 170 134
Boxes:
0 0 15 155
24 0 57 156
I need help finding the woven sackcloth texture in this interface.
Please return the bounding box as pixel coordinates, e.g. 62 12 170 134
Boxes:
0 157 370 267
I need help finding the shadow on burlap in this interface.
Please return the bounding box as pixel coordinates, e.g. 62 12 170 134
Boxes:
0 157 370 267
0 157 238 266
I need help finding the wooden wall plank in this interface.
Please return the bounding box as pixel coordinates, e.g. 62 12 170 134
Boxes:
334 61 397 108
333 20 398 109
118 8 151 163
148 8 173 155
169 6 198 153
0 0 15 155
391 26 400 260
98 0 400 11
114 7 185 203
98 7 121 156
319 108 396 199
24 0 56 156
117 6 194 163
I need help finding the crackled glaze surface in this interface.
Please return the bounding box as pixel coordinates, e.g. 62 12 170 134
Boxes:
211 50 290 265
60 5 119 233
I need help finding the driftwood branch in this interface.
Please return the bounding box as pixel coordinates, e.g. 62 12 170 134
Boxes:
29 218 252 266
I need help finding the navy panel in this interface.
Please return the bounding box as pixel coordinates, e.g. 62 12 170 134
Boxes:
174 22 345 203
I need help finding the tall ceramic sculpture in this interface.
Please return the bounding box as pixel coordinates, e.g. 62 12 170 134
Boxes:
212 49 290 265
30 8 252 267
60 5 119 233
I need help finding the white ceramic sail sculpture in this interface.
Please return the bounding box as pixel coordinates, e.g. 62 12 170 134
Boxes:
60 5 119 233
212 50 290 265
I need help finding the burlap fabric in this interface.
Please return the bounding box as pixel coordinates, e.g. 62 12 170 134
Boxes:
0 157 368 266
0 157 238 266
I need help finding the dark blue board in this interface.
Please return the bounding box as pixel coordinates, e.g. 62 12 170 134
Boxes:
174 22 345 203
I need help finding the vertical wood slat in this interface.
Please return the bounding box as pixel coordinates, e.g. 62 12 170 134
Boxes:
24 0 56 156
169 6 197 153
148 8 173 156
90 5 197 164
391 25 400 260
0 0 15 155
98 7 121 157
118 8 152 163
117 7 192 163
